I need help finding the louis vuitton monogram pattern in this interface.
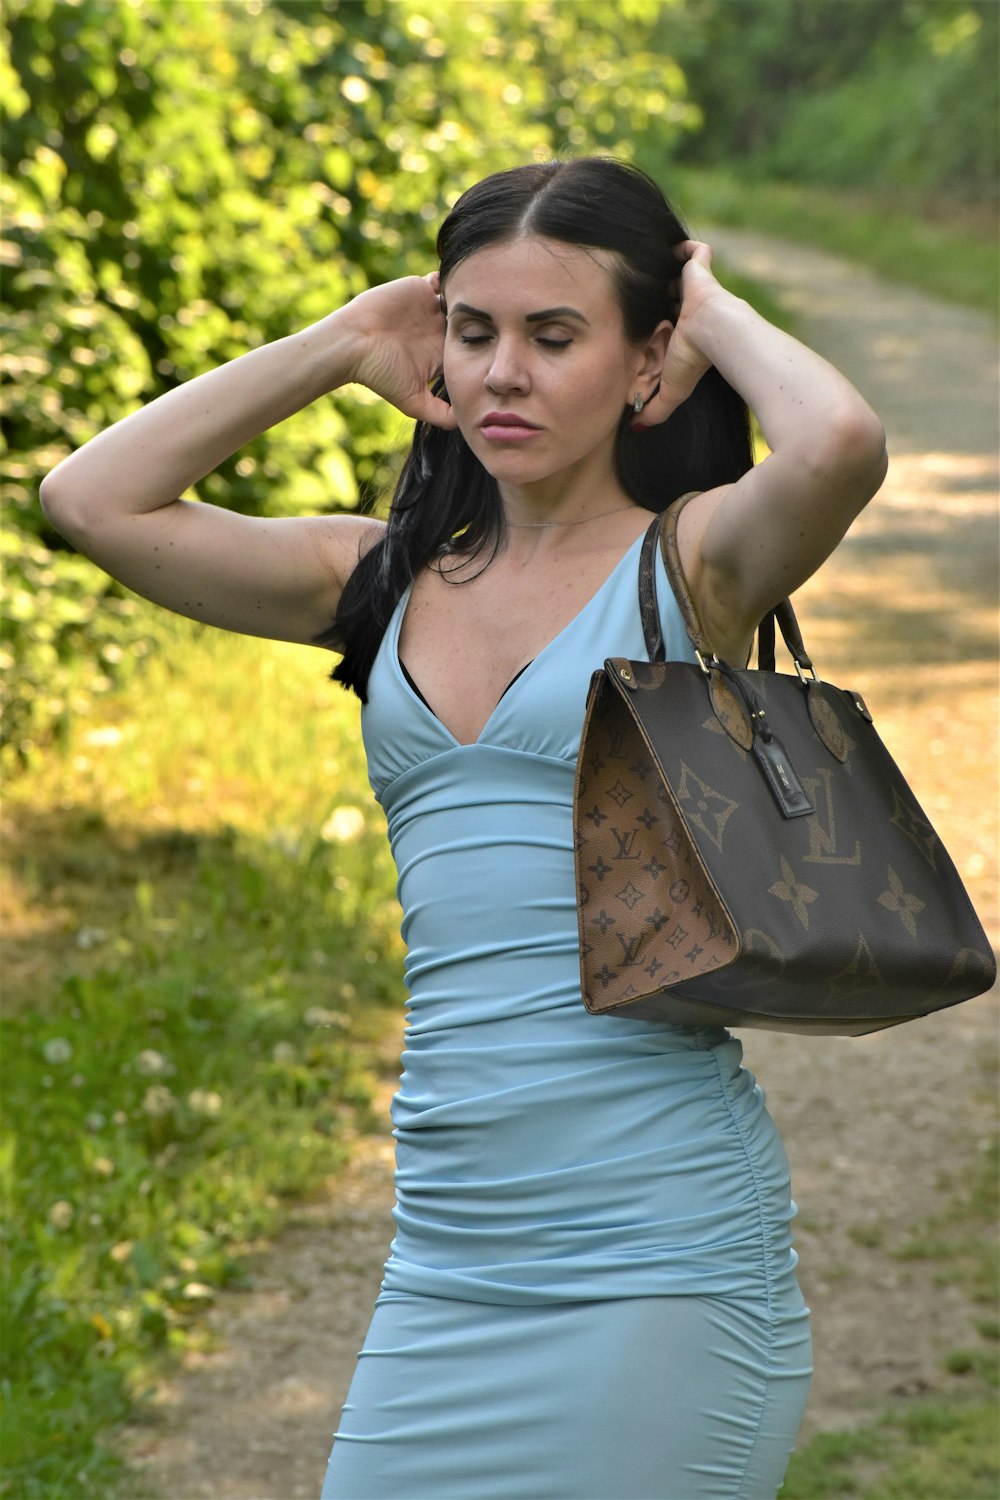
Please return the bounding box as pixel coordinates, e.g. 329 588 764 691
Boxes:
574 655 997 1034
574 684 737 1013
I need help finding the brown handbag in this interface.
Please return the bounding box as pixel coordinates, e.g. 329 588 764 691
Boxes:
573 494 996 1035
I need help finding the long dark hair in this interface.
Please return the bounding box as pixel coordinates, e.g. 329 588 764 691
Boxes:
322 157 753 699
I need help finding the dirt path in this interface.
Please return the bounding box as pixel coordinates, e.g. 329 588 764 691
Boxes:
121 234 999 1499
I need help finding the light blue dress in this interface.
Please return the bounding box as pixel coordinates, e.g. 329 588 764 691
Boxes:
322 529 812 1500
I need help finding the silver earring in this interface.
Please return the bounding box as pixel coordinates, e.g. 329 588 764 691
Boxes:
633 392 645 414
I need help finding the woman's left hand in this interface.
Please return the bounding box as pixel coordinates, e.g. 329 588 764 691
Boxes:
638 240 726 427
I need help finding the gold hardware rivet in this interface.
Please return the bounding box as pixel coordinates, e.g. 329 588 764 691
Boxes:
619 667 633 681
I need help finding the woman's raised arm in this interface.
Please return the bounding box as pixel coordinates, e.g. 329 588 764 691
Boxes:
39 275 455 646
642 242 888 665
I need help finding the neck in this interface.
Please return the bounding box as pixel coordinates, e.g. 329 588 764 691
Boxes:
505 502 639 530
498 461 632 531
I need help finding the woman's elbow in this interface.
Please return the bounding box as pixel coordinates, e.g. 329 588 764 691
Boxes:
39 473 90 545
814 403 888 506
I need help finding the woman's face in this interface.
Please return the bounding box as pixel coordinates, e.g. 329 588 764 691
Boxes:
441 236 650 495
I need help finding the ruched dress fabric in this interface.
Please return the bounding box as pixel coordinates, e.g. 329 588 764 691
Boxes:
321 531 812 1500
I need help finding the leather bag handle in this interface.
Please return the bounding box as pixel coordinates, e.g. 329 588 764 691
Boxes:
640 493 814 672
756 603 812 672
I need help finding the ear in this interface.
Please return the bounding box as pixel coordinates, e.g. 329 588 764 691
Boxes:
633 319 674 393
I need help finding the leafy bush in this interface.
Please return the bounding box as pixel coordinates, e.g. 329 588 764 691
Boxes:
1 527 162 771
670 0 998 206
1 0 691 763
758 6 998 200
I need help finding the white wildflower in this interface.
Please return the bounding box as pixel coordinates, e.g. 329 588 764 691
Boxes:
141 1084 176 1117
42 1038 72 1065
187 1087 222 1117
91 1157 115 1177
319 806 365 842
75 926 107 949
134 1049 175 1077
48 1200 75 1230
303 1007 348 1029
180 1282 214 1301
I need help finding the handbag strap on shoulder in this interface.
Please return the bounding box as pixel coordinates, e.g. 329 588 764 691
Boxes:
659 492 714 658
640 492 814 672
638 513 667 662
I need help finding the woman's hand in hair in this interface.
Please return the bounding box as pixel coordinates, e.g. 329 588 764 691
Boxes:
336 272 458 429
637 240 726 427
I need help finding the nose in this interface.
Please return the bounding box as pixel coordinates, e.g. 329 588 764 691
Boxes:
485 335 530 395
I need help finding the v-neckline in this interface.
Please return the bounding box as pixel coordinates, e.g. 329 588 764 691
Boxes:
393 526 649 748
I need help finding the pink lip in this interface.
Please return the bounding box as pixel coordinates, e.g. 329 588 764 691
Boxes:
480 411 543 441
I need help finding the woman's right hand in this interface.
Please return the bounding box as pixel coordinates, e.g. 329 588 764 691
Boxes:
39 270 457 652
335 272 457 429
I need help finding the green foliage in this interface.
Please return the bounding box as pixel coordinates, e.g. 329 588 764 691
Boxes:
2 614 399 1495
668 0 998 205
2 0 693 764
0 527 162 771
666 165 999 317
3 0 692 536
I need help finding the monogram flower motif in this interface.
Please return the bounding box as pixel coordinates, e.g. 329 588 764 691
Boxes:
877 865 925 938
676 762 739 853
769 855 819 928
890 788 938 869
616 881 645 910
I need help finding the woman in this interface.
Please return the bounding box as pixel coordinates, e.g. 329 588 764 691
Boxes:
41 158 887 1499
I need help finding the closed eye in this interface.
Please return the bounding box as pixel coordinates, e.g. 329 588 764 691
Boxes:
456 334 572 350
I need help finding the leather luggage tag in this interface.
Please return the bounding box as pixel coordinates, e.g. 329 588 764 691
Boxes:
751 732 814 818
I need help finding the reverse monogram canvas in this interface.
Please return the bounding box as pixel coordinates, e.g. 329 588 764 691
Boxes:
574 659 996 1036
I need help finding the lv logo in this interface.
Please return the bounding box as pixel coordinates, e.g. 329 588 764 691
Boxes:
610 826 641 860
801 768 861 865
615 931 646 966
607 725 630 761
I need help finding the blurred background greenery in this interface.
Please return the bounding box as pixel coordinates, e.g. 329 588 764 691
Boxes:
3 0 996 769
2 2 997 1495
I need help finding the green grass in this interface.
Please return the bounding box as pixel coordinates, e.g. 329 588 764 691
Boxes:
890 1138 999 1308
2 612 404 1497
781 1400 1000 1499
780 1136 1000 1500
661 164 999 320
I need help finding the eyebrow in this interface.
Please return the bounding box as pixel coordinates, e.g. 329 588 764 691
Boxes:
449 302 590 326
